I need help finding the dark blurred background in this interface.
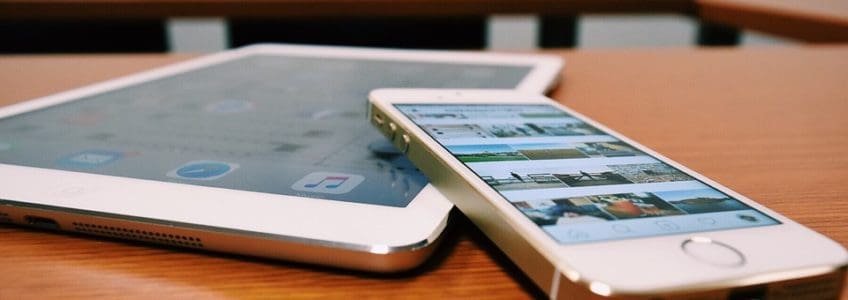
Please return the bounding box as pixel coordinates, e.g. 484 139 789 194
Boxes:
0 14 792 54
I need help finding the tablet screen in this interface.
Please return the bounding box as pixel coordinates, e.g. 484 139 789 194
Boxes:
0 54 533 207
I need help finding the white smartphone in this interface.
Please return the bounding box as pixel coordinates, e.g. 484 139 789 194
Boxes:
0 45 562 272
368 88 848 297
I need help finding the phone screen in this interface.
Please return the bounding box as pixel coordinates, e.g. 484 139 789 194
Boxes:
0 55 534 207
395 103 780 244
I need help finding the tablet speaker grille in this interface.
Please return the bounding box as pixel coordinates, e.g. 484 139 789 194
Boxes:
72 222 204 248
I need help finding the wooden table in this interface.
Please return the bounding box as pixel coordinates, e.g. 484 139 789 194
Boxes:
1 47 847 298
698 0 848 42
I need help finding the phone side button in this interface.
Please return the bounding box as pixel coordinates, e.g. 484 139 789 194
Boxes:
388 122 398 140
681 238 746 268
400 134 411 153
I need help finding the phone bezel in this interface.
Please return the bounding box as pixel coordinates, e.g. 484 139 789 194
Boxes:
0 45 562 256
369 88 848 293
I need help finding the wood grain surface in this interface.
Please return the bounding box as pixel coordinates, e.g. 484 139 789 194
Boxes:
1 46 847 299
0 0 694 18
698 0 848 42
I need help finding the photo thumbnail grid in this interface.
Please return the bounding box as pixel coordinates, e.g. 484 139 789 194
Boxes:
422 121 603 139
398 103 776 243
403 105 756 226
447 141 643 163
402 104 570 121
472 162 694 192
513 188 750 226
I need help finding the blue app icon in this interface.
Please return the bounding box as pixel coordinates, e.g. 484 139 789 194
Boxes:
57 150 123 169
168 160 239 181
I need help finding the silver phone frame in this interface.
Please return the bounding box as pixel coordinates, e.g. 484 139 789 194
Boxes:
368 88 848 294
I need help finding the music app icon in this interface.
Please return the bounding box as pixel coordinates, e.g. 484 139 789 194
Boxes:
292 172 365 194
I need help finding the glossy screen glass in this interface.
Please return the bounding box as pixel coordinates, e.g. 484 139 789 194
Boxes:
396 104 779 244
0 55 533 207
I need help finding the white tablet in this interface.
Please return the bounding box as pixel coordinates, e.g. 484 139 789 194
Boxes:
0 44 563 272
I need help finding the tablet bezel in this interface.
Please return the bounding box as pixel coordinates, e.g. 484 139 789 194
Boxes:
0 44 563 254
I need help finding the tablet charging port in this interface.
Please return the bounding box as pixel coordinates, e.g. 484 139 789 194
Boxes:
24 215 60 230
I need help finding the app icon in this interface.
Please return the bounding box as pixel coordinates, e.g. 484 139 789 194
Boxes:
292 172 365 195
57 150 123 168
168 161 239 180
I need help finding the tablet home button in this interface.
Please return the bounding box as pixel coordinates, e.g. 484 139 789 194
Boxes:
682 237 745 267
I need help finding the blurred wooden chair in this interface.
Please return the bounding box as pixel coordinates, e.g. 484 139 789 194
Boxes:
697 0 848 44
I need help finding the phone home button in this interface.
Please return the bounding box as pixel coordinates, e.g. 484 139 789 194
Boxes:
682 237 745 267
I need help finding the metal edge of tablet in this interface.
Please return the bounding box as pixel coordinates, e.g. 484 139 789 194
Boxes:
0 198 447 271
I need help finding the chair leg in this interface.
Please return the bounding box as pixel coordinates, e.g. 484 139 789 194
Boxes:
539 15 579 48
